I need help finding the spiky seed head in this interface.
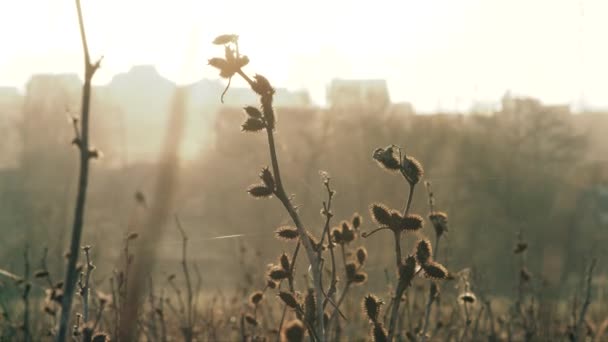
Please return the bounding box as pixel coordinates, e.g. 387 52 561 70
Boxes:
415 239 433 265
370 203 392 226
260 167 275 190
352 213 362 229
280 253 290 271
212 34 239 45
275 226 299 241
372 146 401 171
281 319 305 342
352 272 368 285
514 242 528 254
269 267 290 281
429 212 448 237
241 117 266 132
356 247 368 265
372 322 388 342
250 291 264 305
402 214 424 231
252 74 275 96
422 261 448 280
247 184 273 198
388 210 404 231
245 314 258 326
244 106 263 119
363 294 383 323
459 292 476 304
402 155 424 185
278 291 299 309
34 270 49 278
399 255 417 286
304 289 316 325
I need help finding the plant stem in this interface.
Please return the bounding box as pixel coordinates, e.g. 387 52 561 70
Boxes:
57 1 100 340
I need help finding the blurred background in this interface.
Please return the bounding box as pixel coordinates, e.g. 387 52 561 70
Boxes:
1 0 607 299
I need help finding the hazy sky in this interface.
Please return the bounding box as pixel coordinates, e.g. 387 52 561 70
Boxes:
1 0 606 111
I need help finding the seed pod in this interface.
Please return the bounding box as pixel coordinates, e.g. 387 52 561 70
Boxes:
402 156 424 185
266 279 277 289
372 146 401 171
422 261 448 280
331 227 344 244
356 247 368 265
415 239 433 265
252 74 274 96
268 267 290 281
363 294 383 323
247 184 273 198
352 272 368 285
249 291 264 305
244 106 263 119
275 226 299 241
345 262 357 281
459 292 476 304
278 291 299 309
352 213 362 229
280 253 290 271
281 319 305 342
399 256 417 286
370 203 392 226
401 214 424 231
259 167 275 190
241 117 266 132
429 211 448 237
304 289 316 325
92 333 110 342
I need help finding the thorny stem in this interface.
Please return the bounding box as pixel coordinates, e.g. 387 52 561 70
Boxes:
235 68 325 341
420 234 443 341
57 1 101 340
80 246 94 323
575 258 597 341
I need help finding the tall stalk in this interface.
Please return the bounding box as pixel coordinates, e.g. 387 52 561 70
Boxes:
57 1 102 340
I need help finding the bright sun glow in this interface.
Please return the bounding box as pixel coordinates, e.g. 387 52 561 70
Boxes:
1 0 607 110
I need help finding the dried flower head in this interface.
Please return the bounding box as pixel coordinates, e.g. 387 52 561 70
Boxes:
278 291 299 309
249 291 264 305
352 272 368 285
304 288 316 325
268 267 290 281
429 212 448 237
422 261 449 280
281 319 305 342
459 292 476 304
352 213 362 229
259 167 275 191
244 106 263 119
372 146 401 171
399 256 417 286
275 226 299 241
92 333 110 342
402 156 424 185
280 253 290 271
356 247 368 265
363 294 383 323
247 184 273 198
401 214 424 231
241 117 266 132
415 239 433 265
370 203 392 227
